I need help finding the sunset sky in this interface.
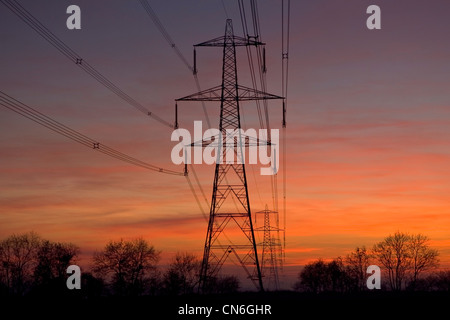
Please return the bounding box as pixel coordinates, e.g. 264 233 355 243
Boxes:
1 0 450 286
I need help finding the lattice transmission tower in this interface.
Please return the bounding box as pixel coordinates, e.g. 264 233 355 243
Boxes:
256 205 284 290
176 19 283 292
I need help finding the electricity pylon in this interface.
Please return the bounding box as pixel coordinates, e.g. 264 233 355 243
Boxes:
256 205 284 290
176 19 283 292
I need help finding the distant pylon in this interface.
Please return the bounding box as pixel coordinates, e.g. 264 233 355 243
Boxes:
256 205 284 290
176 19 283 292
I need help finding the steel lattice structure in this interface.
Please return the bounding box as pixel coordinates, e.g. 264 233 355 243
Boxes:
176 19 283 292
256 205 284 290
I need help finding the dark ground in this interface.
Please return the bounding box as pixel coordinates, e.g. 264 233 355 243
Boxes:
4 291 449 319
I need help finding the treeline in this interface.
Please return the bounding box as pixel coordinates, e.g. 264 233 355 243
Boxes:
1 231 449 297
0 232 239 297
294 232 450 293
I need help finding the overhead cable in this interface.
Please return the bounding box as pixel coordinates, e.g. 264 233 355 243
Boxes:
1 0 173 128
0 91 183 176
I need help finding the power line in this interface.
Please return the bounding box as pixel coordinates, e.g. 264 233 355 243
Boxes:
1 0 173 128
137 0 212 128
281 0 291 261
220 0 229 19
250 0 279 213
189 164 210 210
238 0 280 213
137 0 213 212
185 173 208 221
238 0 289 273
281 0 291 109
238 0 265 131
138 0 193 73
0 91 184 176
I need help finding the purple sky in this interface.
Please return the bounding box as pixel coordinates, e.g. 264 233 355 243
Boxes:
1 1 450 288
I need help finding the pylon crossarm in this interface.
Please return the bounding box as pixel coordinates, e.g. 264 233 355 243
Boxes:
195 35 264 47
236 85 284 101
176 85 222 101
176 84 283 102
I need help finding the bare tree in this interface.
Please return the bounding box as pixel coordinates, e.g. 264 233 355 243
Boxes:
345 246 371 291
408 234 439 289
34 240 79 292
163 252 200 295
0 232 41 295
93 238 160 296
372 232 439 291
373 232 411 290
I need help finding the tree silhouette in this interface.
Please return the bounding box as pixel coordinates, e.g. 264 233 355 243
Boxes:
0 232 41 295
294 258 354 293
408 234 439 289
294 259 328 293
33 240 79 294
163 252 199 295
373 232 411 290
93 238 160 296
345 246 371 291
327 257 354 292
372 232 439 290
434 271 450 291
